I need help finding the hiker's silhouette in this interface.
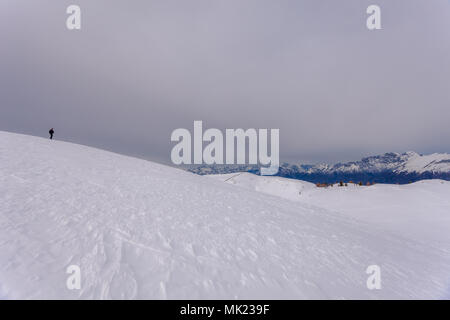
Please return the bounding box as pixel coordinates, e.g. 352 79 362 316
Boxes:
49 128 54 140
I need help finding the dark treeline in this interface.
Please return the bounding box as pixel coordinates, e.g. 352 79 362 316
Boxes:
276 169 450 185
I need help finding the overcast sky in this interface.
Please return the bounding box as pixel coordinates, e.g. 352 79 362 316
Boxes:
1 0 449 164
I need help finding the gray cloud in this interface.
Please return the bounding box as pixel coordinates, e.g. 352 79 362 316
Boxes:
1 0 449 164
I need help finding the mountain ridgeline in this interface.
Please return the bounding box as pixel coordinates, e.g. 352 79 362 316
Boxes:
187 152 450 184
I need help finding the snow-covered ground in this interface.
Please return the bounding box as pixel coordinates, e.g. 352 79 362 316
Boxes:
210 173 450 245
1 131 449 299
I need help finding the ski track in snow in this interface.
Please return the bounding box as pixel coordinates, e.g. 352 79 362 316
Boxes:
0 131 449 299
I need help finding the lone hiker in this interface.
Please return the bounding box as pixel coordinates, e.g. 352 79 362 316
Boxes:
49 128 54 140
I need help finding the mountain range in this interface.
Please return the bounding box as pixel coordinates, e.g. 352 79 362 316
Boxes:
187 151 450 184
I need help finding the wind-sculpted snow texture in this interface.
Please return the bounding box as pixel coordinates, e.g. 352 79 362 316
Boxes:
0 132 449 299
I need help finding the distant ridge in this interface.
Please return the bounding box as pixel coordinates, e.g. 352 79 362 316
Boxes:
187 152 450 184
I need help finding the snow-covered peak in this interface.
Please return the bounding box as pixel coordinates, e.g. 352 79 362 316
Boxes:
397 152 450 173
304 151 450 174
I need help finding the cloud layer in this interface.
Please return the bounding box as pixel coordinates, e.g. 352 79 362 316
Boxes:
1 0 449 164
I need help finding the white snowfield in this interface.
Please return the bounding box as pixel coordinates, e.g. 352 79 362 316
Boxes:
0 132 449 299
209 173 450 245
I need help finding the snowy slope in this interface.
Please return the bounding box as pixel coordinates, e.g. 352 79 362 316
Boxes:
207 173 316 200
211 174 450 245
1 131 450 299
